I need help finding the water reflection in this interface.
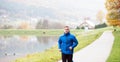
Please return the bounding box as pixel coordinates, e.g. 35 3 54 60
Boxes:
0 35 58 59
37 36 58 44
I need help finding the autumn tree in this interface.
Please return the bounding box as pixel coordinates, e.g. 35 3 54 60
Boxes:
96 10 105 24
105 0 120 27
19 22 30 29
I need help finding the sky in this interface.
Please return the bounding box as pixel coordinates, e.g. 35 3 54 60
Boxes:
7 0 107 17
7 0 106 10
2 0 107 27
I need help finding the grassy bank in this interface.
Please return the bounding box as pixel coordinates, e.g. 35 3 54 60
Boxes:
13 27 112 62
107 27 120 62
0 29 82 36
0 29 63 36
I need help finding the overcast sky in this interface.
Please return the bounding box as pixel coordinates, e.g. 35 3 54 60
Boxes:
7 0 106 15
4 0 107 27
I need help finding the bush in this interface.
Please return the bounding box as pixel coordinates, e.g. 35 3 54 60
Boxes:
95 23 107 29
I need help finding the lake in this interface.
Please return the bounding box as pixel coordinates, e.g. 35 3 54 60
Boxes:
0 35 58 62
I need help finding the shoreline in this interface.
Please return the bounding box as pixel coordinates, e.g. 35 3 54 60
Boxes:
0 54 25 62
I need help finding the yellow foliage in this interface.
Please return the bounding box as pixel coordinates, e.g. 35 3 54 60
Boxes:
106 10 120 20
96 10 104 23
19 22 30 29
107 20 120 26
105 0 120 10
106 0 120 27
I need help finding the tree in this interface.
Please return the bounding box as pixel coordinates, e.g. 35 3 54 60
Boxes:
105 0 120 27
36 19 49 29
36 19 42 29
95 23 107 29
76 26 80 29
1 25 13 29
96 10 105 24
19 22 30 29
49 21 64 29
42 19 48 29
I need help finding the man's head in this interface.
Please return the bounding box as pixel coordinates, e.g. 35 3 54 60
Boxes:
64 26 70 34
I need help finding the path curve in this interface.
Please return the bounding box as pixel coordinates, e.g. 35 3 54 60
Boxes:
58 31 114 62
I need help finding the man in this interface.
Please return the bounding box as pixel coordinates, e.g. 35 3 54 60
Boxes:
58 26 78 62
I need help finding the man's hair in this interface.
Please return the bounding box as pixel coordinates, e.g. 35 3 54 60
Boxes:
64 26 69 28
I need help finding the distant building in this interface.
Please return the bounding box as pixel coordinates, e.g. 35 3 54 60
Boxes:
79 20 95 29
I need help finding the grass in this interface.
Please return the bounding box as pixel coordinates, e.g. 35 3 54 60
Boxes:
106 27 120 62
13 27 112 62
0 29 83 36
0 29 63 36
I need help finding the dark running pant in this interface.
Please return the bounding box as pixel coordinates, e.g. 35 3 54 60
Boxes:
62 53 73 62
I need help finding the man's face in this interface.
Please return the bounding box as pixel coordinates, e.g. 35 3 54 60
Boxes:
64 27 70 34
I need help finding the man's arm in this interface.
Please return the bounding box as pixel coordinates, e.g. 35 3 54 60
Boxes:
71 36 78 49
58 37 62 51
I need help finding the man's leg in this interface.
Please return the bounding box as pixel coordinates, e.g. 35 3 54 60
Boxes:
67 54 73 62
62 53 67 62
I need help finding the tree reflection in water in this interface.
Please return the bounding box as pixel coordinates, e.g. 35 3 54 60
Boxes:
0 35 58 59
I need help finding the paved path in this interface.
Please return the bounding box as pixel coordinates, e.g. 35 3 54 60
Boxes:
58 31 114 62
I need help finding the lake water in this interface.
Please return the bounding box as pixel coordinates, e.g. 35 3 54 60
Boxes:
0 35 58 62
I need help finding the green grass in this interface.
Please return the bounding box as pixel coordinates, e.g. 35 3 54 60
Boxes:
0 29 62 36
0 29 83 36
107 27 120 62
13 27 112 62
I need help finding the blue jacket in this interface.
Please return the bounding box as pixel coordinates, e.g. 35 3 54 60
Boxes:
58 32 78 54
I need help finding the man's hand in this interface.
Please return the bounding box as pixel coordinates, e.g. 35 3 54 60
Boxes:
69 46 72 50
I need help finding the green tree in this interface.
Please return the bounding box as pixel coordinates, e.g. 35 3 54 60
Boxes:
76 26 80 29
95 23 107 29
